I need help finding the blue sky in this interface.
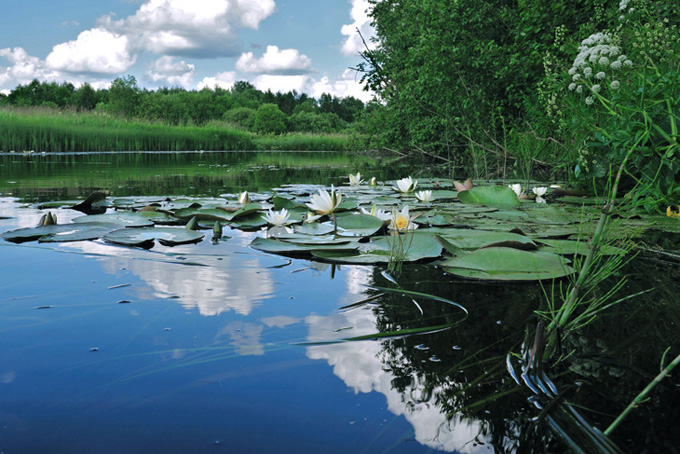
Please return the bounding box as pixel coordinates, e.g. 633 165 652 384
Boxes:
0 0 376 101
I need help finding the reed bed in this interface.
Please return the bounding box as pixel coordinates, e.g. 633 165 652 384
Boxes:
0 109 362 153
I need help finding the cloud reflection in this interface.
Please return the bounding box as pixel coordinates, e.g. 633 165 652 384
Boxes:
305 268 493 453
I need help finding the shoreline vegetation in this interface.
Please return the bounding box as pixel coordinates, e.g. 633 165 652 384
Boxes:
0 107 365 153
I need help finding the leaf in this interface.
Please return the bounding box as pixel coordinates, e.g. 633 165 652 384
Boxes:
436 229 537 254
2 222 120 243
103 227 205 248
457 185 521 208
335 213 385 237
312 233 442 264
440 247 574 281
249 236 359 254
72 212 155 227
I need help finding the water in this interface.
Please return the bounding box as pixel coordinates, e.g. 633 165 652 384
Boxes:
0 151 678 453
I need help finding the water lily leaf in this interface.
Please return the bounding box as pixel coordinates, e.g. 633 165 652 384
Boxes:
457 186 521 208
414 213 452 227
2 222 120 243
103 227 204 248
225 203 263 221
312 233 442 264
72 212 154 227
436 229 537 254
250 236 359 254
273 197 304 210
172 207 230 222
294 222 336 236
440 247 574 281
335 214 384 237
228 213 268 230
536 239 625 256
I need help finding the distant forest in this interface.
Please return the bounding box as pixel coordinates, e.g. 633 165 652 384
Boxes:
0 76 373 135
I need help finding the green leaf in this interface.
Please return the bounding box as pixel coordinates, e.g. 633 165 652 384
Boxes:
335 213 385 237
249 236 359 254
436 229 537 254
457 186 521 208
2 222 121 243
103 227 205 248
440 247 574 281
312 233 442 264
71 212 155 227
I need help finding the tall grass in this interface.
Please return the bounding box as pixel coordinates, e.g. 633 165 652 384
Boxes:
0 108 363 152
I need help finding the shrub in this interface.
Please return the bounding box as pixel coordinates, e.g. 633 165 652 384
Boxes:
253 103 287 135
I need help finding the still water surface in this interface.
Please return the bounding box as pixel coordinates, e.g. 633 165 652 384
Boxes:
0 152 677 453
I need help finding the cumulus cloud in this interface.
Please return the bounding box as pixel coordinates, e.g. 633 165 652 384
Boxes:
312 69 373 102
0 47 60 89
236 45 312 75
146 56 195 88
197 71 237 90
340 0 376 56
101 0 276 57
45 28 136 74
251 74 311 94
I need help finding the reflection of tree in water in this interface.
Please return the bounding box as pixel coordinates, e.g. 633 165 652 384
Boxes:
365 260 680 453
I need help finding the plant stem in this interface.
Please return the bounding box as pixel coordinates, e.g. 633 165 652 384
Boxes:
604 353 680 436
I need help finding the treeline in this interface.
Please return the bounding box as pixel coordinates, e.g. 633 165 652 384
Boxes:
0 76 371 135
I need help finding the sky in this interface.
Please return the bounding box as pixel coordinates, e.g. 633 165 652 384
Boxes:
0 0 377 101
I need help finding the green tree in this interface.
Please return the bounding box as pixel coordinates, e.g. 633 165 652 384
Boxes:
223 107 257 130
107 75 140 117
253 103 287 135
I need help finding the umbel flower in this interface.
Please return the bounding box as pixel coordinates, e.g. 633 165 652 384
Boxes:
262 208 291 226
389 206 419 232
306 186 342 215
348 173 363 186
393 176 417 193
415 190 434 203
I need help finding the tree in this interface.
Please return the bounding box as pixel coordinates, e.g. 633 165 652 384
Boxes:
74 83 98 111
107 75 140 117
253 103 287 135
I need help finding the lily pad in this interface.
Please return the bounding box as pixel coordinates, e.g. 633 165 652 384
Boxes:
294 222 336 236
250 236 359 254
72 212 154 228
312 233 443 264
2 222 121 243
172 207 230 222
535 238 626 256
103 227 205 248
439 247 574 281
436 230 537 255
457 186 521 208
335 214 385 237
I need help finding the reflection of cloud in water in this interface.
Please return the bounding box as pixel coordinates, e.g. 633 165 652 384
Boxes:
56 230 276 317
216 322 265 356
306 285 493 453
261 315 300 328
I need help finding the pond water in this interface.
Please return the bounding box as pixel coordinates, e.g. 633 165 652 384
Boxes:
0 152 678 453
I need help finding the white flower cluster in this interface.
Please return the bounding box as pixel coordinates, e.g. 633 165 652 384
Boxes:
567 32 633 104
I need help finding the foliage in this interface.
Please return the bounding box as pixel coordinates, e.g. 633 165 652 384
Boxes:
545 1 680 209
253 103 287 135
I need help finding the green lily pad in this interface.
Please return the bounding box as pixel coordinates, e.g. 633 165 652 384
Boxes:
172 207 230 222
229 213 268 230
227 203 263 220
249 236 359 254
335 214 385 237
2 222 121 243
535 238 626 256
457 186 521 208
71 212 155 227
436 229 537 255
294 222 336 236
312 233 442 264
103 227 205 248
439 247 574 281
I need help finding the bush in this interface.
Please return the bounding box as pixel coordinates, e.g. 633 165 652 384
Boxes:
253 103 287 135
223 107 256 130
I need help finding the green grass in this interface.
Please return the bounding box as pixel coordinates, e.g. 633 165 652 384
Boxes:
0 108 362 152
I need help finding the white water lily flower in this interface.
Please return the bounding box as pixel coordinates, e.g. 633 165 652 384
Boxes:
415 190 434 203
238 191 250 204
368 177 377 186
304 211 322 223
360 205 391 221
306 185 342 215
348 172 363 186
388 206 419 232
532 187 548 204
393 176 417 193
509 183 522 197
262 208 291 226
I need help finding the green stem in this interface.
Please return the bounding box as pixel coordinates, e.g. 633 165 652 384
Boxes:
549 132 646 332
604 353 680 436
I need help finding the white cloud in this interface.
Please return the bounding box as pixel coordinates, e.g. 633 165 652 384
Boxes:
312 69 373 102
340 0 376 56
146 56 195 88
45 28 136 74
236 45 312 75
251 74 311 94
101 0 276 57
197 71 237 90
0 47 61 90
